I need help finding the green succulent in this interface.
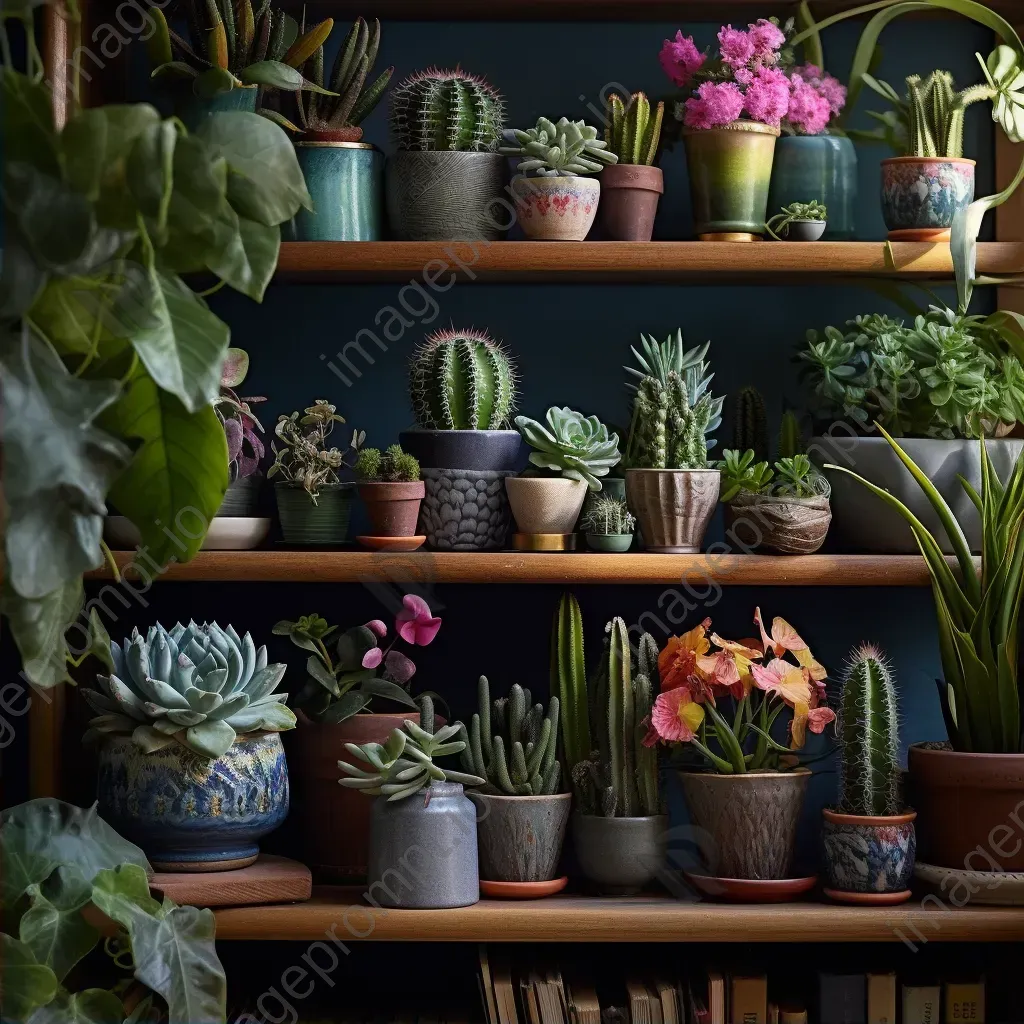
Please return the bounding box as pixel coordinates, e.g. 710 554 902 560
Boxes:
499 117 618 177
355 444 420 482
718 449 774 503
83 622 295 759
515 407 621 491
579 495 635 535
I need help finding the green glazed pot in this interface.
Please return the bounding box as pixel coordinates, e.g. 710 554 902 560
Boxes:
586 533 633 553
292 141 383 241
684 121 780 240
767 135 858 241
178 86 258 133
275 481 355 546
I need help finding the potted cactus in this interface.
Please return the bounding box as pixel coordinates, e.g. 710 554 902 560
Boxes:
499 117 617 240
269 399 364 546
600 92 666 241
385 67 507 241
580 495 635 553
83 621 295 871
354 443 425 550
290 17 393 241
508 407 621 551
457 677 571 895
399 327 520 551
822 645 916 905
339 698 484 908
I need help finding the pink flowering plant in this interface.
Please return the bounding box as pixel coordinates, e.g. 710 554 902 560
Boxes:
783 63 846 135
644 608 835 774
274 595 444 724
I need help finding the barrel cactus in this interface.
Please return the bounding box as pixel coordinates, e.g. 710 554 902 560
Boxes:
409 327 517 430
514 406 621 491
732 386 769 462
83 622 295 759
390 67 504 151
837 644 902 816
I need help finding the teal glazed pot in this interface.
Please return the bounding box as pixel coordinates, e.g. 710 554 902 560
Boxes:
293 141 383 241
767 135 858 240
178 86 258 132
276 481 356 546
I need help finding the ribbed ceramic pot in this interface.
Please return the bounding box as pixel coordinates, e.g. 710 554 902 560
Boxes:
598 164 664 241
586 533 633 553
505 476 588 535
398 429 521 473
625 469 720 553
218 475 261 517
177 85 257 132
510 176 601 241
767 135 858 240
821 808 917 901
880 156 975 240
275 481 356 546
725 492 831 554
684 121 780 240
368 782 480 908
386 151 507 241
678 769 810 880
293 140 382 241
470 792 572 882
572 813 669 894
96 732 289 872
419 468 513 551
358 480 425 537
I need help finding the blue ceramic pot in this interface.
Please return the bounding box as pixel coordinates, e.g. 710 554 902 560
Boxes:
292 141 383 241
767 135 858 240
822 808 917 901
178 86 258 133
880 156 975 239
96 732 289 871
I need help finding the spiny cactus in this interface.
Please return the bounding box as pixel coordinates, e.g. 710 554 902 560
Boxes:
605 92 664 165
837 644 902 816
777 410 804 461
627 371 713 470
732 386 769 463
390 67 504 152
459 677 562 795
409 327 517 430
499 117 617 177
552 594 591 769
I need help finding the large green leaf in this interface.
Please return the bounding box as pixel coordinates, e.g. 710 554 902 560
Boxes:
26 988 125 1024
126 120 178 240
19 867 98 983
0 68 59 176
1 577 82 689
202 205 280 301
91 864 163 916
0 934 58 1021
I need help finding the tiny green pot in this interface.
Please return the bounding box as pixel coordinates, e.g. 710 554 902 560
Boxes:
293 141 383 241
177 86 258 133
275 481 355 546
684 121 780 240
586 533 633 553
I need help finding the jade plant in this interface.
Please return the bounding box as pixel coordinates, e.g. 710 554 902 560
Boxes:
514 407 621 491
409 328 517 430
765 200 827 240
499 117 618 176
579 495 635 536
216 348 266 482
390 68 505 151
355 444 420 483
458 677 562 795
605 92 665 165
82 622 295 759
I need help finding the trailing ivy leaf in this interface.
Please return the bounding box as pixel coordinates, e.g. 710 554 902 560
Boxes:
127 121 178 240
19 867 98 982
0 68 59 176
1 577 81 690
0 934 58 1020
92 864 163 916
239 59 336 94
26 987 125 1024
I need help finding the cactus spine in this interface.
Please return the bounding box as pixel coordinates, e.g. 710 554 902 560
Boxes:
776 410 803 461
409 328 517 430
605 92 664 165
628 372 712 470
552 594 591 770
837 644 902 816
732 386 769 462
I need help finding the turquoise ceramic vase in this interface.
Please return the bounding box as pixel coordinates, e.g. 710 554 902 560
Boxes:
178 86 258 133
293 141 383 241
767 135 858 240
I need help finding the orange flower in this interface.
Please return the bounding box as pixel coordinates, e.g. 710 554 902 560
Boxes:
659 617 711 691
708 634 764 695
697 649 743 698
754 608 827 684
790 704 836 748
648 686 706 744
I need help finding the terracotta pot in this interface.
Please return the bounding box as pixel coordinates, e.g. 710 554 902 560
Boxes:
470 792 572 882
505 476 588 535
725 492 831 554
821 808 917 901
598 164 664 241
626 468 720 553
880 156 975 241
510 176 600 241
358 480 425 537
908 744 1024 871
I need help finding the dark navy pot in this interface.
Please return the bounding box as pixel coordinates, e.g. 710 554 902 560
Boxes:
767 135 857 240
822 808 917 903
291 142 383 241
96 732 289 872
178 86 258 133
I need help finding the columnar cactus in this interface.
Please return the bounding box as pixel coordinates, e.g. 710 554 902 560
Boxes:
777 410 803 461
628 371 713 470
605 92 664 166
390 67 504 152
837 644 903 816
409 327 517 430
732 386 769 462
552 594 591 769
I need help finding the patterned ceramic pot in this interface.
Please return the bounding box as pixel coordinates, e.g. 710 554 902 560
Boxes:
880 156 975 241
470 792 572 882
767 135 858 240
625 469 720 553
419 468 514 550
293 141 382 241
511 176 601 241
822 809 917 902
96 732 289 872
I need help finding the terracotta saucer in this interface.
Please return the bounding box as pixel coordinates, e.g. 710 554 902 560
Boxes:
479 876 568 899
684 872 818 903
357 535 426 552
823 887 912 906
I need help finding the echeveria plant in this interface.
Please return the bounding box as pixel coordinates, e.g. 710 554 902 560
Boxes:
514 407 621 491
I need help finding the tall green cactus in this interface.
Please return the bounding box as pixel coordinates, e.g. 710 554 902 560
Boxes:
390 67 504 152
409 327 517 430
627 371 713 470
837 644 902 816
552 594 591 769
605 92 664 165
634 633 660 816
777 410 803 461
732 386 769 463
606 617 635 817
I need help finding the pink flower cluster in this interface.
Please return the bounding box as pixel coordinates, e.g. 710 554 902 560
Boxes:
785 64 847 135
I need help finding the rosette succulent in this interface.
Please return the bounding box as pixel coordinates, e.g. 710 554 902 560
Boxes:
514 407 621 491
499 117 618 177
83 621 295 759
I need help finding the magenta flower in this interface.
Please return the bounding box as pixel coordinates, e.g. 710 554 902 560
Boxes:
384 649 416 684
718 24 754 68
362 647 383 669
659 30 705 87
395 594 442 646
787 77 831 135
743 67 790 125
364 619 387 638
748 19 786 59
734 67 754 86
683 81 744 130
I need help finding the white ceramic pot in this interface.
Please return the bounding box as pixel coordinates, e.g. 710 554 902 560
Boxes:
510 176 600 241
104 516 270 551
505 477 588 535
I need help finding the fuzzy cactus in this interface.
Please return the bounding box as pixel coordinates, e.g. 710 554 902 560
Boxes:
626 371 713 470
409 327 517 430
777 409 803 461
390 67 504 152
605 92 664 165
459 676 562 795
732 386 769 463
837 644 902 816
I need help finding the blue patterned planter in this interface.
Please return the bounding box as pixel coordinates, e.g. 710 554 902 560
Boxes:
880 156 974 240
822 808 916 903
767 135 857 241
96 732 289 872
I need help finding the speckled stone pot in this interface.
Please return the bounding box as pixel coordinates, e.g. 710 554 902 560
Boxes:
822 808 916 900
725 492 831 554
419 468 514 551
626 469 720 553
572 813 668 894
511 176 601 241
505 476 588 535
470 792 572 882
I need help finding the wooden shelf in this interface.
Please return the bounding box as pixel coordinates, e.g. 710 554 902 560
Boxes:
95 551 967 585
213 889 1024 942
274 241 1024 284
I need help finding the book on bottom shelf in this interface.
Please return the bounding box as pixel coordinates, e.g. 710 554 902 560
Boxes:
903 984 942 1024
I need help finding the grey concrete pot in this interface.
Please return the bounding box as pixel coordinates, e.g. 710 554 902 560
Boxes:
367 782 479 908
816 436 1024 553
626 468 720 553
398 429 521 473
418 468 513 551
470 792 571 882
386 152 507 241
572 813 668 894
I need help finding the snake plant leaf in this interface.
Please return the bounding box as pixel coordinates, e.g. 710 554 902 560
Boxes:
18 867 96 983
239 59 336 94
0 934 58 1020
283 17 333 68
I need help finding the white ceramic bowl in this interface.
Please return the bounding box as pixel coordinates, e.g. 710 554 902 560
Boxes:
104 516 270 551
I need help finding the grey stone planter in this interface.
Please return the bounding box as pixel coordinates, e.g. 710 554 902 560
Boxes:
572 813 668 894
367 782 479 908
385 152 507 241
419 469 513 551
470 792 571 882
398 429 521 473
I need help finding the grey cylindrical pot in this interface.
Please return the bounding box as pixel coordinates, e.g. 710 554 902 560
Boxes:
679 769 810 880
572 813 668 894
275 481 356 546
293 142 383 241
626 469 720 553
386 152 508 241
470 792 571 882
219 475 261 517
419 468 513 551
398 429 521 473
367 782 479 908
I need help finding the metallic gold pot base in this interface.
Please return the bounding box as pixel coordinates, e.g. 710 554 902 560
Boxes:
512 533 577 552
698 232 760 241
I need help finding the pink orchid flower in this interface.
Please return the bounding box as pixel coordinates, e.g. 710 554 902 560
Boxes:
362 647 383 669
395 594 442 646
